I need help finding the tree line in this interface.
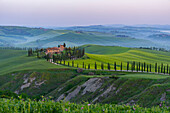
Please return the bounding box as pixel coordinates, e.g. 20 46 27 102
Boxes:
138 47 170 52
55 60 170 75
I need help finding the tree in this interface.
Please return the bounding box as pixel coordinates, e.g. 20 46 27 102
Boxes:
150 64 152 72
101 63 104 70
88 64 90 70
114 62 116 71
108 63 110 70
82 48 85 57
63 43 66 47
28 48 33 56
120 62 122 71
64 60 65 65
53 55 55 62
72 61 74 67
144 62 146 71
46 53 50 61
155 63 157 72
161 63 163 73
158 66 160 73
37 52 40 58
127 62 129 71
95 62 97 70
141 63 143 72
83 62 84 68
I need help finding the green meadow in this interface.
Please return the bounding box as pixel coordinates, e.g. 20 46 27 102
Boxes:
0 49 67 75
64 45 170 71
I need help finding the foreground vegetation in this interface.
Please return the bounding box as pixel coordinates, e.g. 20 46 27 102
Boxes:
0 97 169 113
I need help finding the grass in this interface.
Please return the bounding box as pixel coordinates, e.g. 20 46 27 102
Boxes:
117 73 170 79
0 49 68 75
64 45 170 71
80 44 130 55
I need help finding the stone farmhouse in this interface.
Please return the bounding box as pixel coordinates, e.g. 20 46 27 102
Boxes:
46 44 65 54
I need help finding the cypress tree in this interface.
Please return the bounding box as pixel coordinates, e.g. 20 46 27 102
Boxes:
88 64 90 70
150 64 152 72
63 43 66 47
101 63 104 70
139 62 140 71
155 63 157 73
147 64 148 72
77 64 79 68
158 66 160 73
108 63 110 70
95 62 97 70
68 62 70 66
37 52 40 58
136 63 138 72
83 62 84 68
164 66 166 74
161 63 163 73
133 61 135 71
72 61 74 67
144 62 146 71
114 62 116 71
120 62 122 71
141 63 143 72
64 60 65 65
46 53 50 61
127 62 129 71
169 67 170 75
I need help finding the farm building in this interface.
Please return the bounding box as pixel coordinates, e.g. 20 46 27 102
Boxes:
46 44 65 54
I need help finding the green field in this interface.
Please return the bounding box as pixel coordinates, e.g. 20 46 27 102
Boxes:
0 49 68 75
64 45 170 71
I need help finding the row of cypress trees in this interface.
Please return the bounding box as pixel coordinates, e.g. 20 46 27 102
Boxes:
57 60 170 75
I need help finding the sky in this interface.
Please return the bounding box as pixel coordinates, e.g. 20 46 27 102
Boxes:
0 0 170 27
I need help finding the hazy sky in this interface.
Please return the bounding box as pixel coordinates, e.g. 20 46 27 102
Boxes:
0 0 170 27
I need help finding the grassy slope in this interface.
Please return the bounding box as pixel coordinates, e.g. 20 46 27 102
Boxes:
65 45 170 71
0 49 67 75
80 44 130 55
0 47 170 107
0 68 169 107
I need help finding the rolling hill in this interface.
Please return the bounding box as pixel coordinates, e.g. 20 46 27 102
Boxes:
1 26 169 49
21 32 158 48
0 47 170 107
0 49 68 75
65 45 170 71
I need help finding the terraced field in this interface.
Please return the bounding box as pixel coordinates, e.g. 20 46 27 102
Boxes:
65 45 170 71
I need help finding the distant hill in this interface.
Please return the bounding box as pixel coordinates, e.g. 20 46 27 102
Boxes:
0 26 170 49
20 32 158 48
148 34 170 41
